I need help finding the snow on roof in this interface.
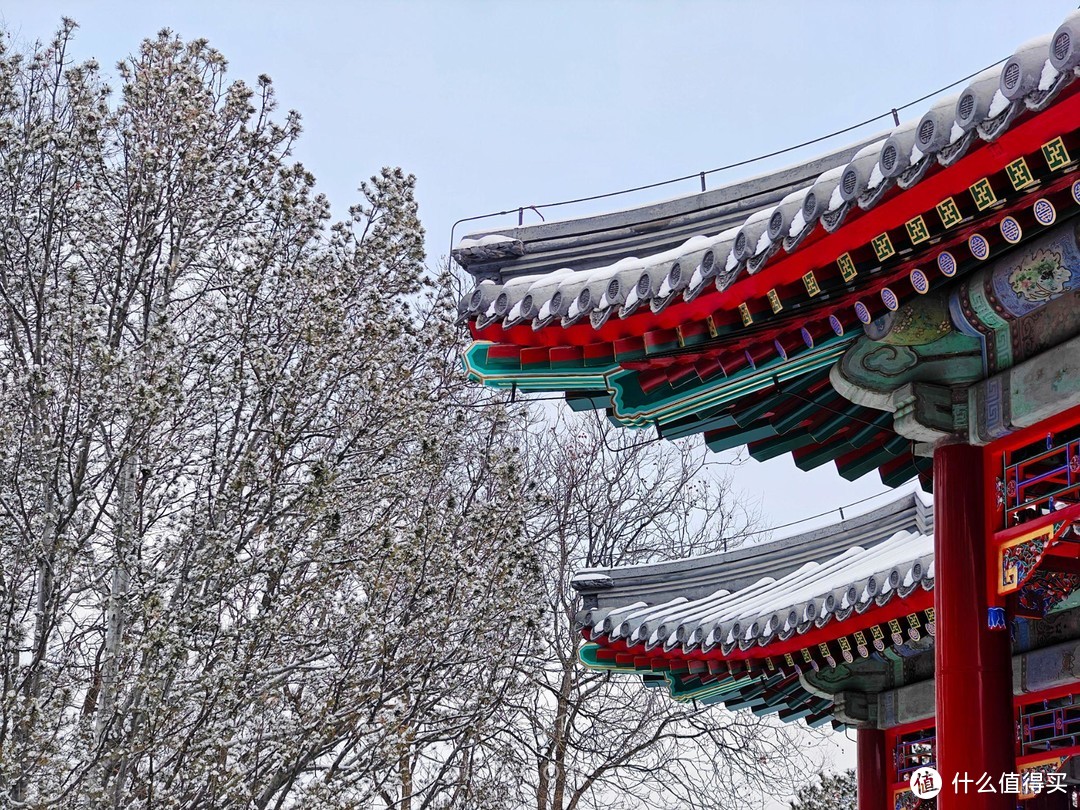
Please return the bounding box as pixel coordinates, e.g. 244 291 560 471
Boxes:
574 492 934 657
586 528 932 657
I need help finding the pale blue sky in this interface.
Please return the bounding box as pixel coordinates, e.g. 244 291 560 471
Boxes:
5 0 1076 534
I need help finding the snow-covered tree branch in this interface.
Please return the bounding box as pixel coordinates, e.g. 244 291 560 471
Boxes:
0 21 825 810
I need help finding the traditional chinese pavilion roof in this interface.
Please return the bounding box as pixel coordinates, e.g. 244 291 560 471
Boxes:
570 486 1080 729
456 10 1080 490
574 492 933 650
570 494 935 728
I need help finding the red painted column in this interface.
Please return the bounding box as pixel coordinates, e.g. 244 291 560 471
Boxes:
856 727 886 810
934 443 1014 809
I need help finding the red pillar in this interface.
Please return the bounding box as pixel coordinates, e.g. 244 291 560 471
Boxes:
934 443 1014 809
856 727 886 810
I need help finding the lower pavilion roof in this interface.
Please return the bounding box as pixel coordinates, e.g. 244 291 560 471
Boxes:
455 10 1080 491
575 494 934 658
572 494 936 728
572 493 1080 730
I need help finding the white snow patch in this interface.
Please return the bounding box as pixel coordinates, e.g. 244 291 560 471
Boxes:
744 209 773 229
1039 60 1060 91
852 138 889 161
539 236 710 313
537 300 551 320
725 250 739 272
910 144 924 164
610 256 641 272
503 273 542 291
788 209 806 238
658 277 671 297
828 184 845 211
755 229 773 255
458 234 516 249
507 300 522 321
867 164 884 189
950 122 966 143
624 287 639 310
988 89 1010 118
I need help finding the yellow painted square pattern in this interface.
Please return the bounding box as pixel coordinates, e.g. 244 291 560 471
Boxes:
1042 136 1071 170
937 197 963 229
905 215 930 245
1005 157 1035 191
837 252 858 282
871 232 895 262
767 289 782 314
969 177 997 211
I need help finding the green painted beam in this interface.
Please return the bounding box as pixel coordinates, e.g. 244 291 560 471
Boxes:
463 343 615 391
732 374 823 428
772 394 832 434
566 392 612 412
807 712 838 729
880 455 927 488
658 411 736 440
607 336 854 426
793 438 848 472
748 429 818 462
705 423 777 453
776 705 815 722
723 694 768 711
730 390 786 428
837 434 909 481
844 410 895 449
808 401 868 443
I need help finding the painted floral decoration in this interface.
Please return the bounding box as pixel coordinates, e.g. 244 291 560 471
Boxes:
1008 248 1070 303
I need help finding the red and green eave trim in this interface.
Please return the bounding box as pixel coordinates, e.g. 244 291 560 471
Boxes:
465 85 1080 490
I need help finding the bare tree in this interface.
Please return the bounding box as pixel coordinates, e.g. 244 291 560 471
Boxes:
489 411 825 810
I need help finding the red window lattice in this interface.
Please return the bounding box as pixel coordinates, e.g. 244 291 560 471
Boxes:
1002 429 1080 529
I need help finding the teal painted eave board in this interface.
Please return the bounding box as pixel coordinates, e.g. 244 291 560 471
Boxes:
606 334 855 427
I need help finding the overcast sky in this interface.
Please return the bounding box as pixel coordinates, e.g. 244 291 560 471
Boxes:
5 1 1078 798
